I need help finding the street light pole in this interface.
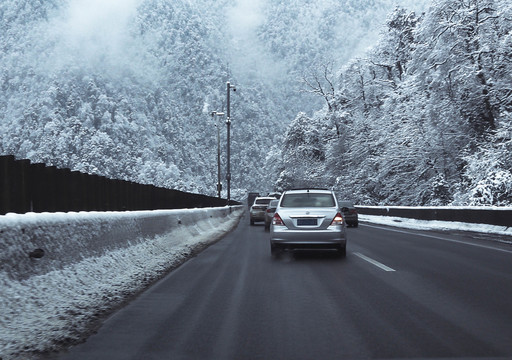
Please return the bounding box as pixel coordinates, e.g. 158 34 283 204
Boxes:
226 81 236 205
210 111 224 198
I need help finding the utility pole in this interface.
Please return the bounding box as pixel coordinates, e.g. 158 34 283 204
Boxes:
226 81 236 205
210 111 224 198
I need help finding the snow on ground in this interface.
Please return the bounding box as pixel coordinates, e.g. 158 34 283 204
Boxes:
1 208 511 359
360 214 512 241
0 207 243 360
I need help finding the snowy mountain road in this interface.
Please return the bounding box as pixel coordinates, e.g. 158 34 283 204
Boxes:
52 214 512 360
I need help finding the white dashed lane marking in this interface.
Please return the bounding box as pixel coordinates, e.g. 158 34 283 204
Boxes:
354 252 396 272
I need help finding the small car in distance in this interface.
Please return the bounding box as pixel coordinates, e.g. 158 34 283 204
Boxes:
264 199 280 231
340 200 358 227
250 196 276 225
270 189 347 257
267 192 282 199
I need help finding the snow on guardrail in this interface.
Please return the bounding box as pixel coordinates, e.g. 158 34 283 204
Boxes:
356 205 512 227
0 206 243 359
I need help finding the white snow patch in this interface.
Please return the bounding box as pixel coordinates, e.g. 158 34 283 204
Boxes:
0 207 243 359
361 214 512 239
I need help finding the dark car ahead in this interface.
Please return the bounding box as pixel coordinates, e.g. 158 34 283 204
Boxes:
340 200 358 227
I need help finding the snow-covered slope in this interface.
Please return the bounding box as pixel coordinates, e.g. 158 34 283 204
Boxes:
0 206 243 359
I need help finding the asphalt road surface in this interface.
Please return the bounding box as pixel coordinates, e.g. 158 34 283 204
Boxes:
53 213 512 360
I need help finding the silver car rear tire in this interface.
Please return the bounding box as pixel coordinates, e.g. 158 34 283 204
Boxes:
337 245 346 257
271 243 281 258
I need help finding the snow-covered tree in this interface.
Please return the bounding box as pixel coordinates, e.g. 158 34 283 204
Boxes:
276 112 328 190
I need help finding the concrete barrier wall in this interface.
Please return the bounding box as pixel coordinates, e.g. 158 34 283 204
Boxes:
356 206 512 227
0 206 242 281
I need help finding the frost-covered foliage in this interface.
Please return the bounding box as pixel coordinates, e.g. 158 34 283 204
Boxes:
469 170 512 206
0 0 287 197
278 0 512 206
257 0 429 115
275 112 329 190
456 133 512 205
0 0 440 200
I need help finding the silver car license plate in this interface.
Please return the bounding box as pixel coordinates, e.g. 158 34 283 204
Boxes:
297 218 317 226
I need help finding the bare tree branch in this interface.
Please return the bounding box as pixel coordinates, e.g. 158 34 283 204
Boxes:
299 60 337 111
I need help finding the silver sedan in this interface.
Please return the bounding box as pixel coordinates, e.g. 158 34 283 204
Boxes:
270 189 347 257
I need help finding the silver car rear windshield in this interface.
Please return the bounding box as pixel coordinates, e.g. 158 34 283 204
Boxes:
280 193 335 208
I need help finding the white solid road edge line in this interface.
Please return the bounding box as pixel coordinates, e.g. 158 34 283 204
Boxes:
354 252 396 272
362 223 512 254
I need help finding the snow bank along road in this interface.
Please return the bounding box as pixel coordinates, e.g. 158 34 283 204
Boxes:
0 206 243 360
48 213 512 360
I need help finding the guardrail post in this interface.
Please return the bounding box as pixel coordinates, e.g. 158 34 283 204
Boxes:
14 159 32 214
69 170 85 212
30 163 47 212
133 182 141 210
91 175 103 211
0 155 15 214
57 168 72 212
120 180 130 210
43 166 58 212
109 179 119 211
104 177 112 211
83 173 94 211
143 184 152 210
124 181 134 211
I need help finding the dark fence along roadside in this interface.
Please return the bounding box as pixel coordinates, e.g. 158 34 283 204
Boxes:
0 155 237 215
356 206 512 227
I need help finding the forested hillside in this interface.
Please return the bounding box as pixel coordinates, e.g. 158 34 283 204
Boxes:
0 0 285 198
277 0 512 206
11 0 506 205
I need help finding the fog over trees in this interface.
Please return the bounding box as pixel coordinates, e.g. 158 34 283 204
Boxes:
2 0 510 205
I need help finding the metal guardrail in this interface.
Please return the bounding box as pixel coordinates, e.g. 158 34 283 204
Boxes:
0 155 239 215
356 206 512 227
